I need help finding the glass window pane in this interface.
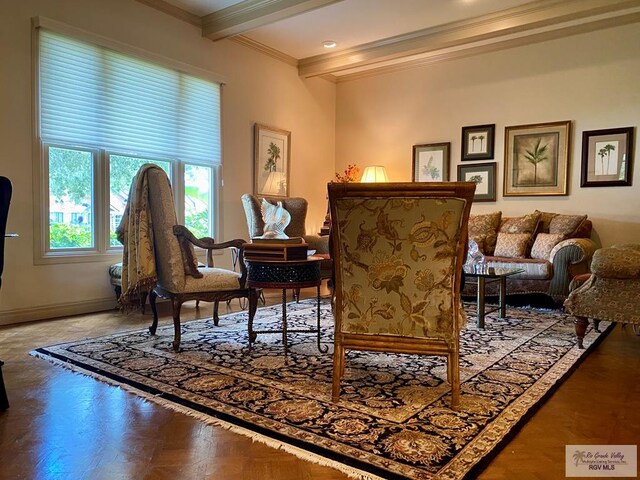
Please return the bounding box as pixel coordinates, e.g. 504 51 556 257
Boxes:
109 155 171 247
184 164 212 238
48 147 94 249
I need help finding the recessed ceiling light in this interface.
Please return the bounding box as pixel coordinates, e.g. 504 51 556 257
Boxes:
323 40 337 49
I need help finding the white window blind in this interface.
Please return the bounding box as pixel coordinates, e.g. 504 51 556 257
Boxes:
39 30 221 165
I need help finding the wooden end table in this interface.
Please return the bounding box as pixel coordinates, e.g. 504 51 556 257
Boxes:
246 256 328 355
463 265 524 328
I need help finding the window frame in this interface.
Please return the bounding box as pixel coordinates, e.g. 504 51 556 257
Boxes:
32 18 223 265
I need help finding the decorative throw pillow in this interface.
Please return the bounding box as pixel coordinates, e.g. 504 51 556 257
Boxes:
177 235 203 278
499 212 540 234
468 211 502 255
530 233 565 259
493 233 530 258
533 210 558 234
549 214 587 238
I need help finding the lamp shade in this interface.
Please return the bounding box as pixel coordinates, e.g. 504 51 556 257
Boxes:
360 165 389 183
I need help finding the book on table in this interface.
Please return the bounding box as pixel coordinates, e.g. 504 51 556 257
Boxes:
243 239 309 261
250 236 304 244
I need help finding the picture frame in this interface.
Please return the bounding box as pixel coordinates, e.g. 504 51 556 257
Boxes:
254 123 291 198
580 127 634 187
503 120 571 196
412 142 450 182
461 124 495 161
457 162 496 202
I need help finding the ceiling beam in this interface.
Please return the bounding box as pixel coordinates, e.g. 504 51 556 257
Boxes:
202 0 345 41
298 0 640 78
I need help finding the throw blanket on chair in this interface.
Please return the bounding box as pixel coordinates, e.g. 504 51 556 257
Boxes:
116 164 163 311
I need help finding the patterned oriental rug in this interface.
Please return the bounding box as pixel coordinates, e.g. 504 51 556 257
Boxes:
33 300 611 480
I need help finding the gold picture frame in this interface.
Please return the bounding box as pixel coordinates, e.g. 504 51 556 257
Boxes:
254 123 290 198
503 120 571 196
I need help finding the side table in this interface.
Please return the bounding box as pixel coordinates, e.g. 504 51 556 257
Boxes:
246 256 328 355
463 265 524 328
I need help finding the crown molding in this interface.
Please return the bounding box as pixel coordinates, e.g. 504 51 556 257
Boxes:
231 35 299 66
202 0 344 41
333 11 640 83
299 0 640 78
135 0 202 27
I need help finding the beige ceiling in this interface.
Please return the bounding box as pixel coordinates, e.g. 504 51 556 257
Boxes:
138 0 640 80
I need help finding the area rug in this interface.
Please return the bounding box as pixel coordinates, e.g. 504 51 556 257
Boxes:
32 300 611 480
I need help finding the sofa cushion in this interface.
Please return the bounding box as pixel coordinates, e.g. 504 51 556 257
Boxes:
485 257 553 280
468 211 501 255
531 233 564 260
494 233 530 258
549 214 588 238
500 212 540 234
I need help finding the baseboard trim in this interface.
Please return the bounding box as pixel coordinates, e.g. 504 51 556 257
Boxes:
0 298 117 326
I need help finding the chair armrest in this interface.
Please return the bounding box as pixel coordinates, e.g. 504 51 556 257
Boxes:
591 245 640 278
548 238 598 299
304 234 330 254
173 225 249 285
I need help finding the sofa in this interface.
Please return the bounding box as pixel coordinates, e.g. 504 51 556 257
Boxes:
462 210 597 304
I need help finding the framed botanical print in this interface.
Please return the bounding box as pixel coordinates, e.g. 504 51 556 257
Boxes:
254 123 290 197
412 142 450 182
461 124 495 161
503 120 571 196
581 127 634 187
457 162 496 202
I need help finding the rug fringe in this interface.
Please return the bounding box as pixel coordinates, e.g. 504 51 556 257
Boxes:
29 350 385 480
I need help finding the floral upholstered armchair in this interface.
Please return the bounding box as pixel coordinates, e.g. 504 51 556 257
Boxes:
564 244 640 348
328 181 475 408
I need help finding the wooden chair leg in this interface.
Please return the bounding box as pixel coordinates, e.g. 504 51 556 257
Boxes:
0 360 8 410
213 301 220 326
172 299 183 352
574 316 589 349
148 290 159 335
332 344 344 401
450 353 460 409
247 289 259 344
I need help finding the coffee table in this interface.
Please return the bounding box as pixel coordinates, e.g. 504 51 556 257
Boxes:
245 256 328 355
463 265 524 328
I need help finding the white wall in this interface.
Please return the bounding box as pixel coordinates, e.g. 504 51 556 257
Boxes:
0 0 336 324
335 24 640 249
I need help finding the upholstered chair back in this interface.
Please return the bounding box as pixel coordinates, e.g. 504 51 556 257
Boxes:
328 181 475 407
330 184 473 340
241 193 309 239
147 167 186 293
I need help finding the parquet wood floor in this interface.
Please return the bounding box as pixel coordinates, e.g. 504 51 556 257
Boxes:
1 292 638 480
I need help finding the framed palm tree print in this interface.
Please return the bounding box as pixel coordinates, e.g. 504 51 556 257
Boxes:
254 123 290 197
580 127 634 187
503 120 571 196
461 124 494 161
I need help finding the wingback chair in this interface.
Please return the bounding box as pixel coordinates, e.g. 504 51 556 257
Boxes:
119 165 258 351
0 176 12 410
328 182 475 408
564 244 640 348
241 193 329 254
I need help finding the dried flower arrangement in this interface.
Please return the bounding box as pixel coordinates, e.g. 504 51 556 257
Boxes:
334 164 360 183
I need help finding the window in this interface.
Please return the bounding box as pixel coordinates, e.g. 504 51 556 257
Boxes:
36 26 221 261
